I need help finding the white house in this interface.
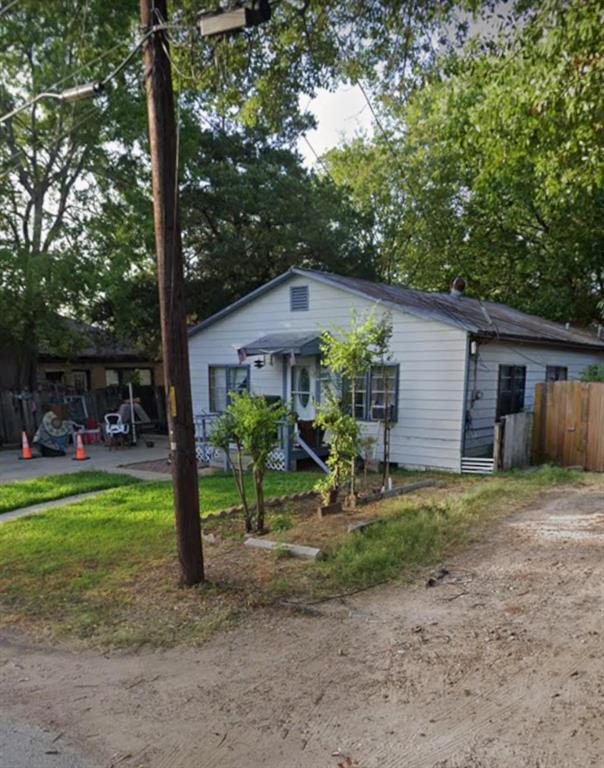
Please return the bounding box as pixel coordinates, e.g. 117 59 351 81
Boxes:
188 268 604 473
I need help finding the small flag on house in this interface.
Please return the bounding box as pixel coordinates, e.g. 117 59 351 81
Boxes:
237 347 247 364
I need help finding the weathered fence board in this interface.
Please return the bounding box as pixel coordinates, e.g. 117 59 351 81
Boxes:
533 381 604 471
500 411 533 471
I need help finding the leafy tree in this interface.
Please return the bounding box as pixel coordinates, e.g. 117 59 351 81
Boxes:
319 310 385 501
327 0 604 325
313 390 360 505
209 409 252 531
580 365 604 384
181 130 376 324
210 392 289 533
0 1 141 387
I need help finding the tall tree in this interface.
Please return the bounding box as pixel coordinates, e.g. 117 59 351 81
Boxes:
0 0 489 384
0 1 140 387
327 0 604 324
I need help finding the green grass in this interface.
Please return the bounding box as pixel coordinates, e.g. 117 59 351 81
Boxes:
0 471 140 514
0 465 589 646
197 471 320 514
0 471 320 643
319 465 587 590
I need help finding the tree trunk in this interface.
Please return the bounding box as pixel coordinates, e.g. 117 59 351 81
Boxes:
350 379 357 498
235 442 252 532
225 440 252 531
254 468 266 533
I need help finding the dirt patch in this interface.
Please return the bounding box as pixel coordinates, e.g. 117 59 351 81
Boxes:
1 485 603 767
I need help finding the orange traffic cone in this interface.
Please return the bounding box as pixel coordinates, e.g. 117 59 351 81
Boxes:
72 432 90 462
19 430 34 460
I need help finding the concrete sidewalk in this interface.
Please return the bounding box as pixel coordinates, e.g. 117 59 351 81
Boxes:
0 435 171 483
0 490 114 525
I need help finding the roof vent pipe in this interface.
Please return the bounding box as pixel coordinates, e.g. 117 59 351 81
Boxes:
450 276 466 298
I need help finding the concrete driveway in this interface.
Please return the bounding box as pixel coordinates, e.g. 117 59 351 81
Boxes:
0 435 171 483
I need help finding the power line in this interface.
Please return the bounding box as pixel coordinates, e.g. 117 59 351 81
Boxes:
0 24 174 126
301 135 337 182
0 0 19 18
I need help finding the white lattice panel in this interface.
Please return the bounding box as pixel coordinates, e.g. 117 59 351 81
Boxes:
196 441 217 464
266 448 287 472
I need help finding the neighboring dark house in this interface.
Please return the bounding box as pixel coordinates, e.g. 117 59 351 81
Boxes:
2 319 163 394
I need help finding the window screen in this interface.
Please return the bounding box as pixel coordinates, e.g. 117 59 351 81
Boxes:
290 285 309 311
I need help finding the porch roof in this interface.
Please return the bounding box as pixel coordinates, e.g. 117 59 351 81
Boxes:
242 331 321 356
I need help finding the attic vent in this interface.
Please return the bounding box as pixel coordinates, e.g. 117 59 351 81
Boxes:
290 285 309 312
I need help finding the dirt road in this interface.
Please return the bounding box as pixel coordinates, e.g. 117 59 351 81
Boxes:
1 487 603 768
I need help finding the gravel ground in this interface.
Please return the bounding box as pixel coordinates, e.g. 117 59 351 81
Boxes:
0 719 96 768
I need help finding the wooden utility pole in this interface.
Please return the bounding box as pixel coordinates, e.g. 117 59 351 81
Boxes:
139 0 204 585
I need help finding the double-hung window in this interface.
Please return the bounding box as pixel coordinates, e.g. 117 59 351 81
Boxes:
209 365 249 412
497 365 526 419
369 366 398 421
342 365 399 422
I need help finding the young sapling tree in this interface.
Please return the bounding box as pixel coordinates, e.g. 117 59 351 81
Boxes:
212 392 289 533
319 310 388 503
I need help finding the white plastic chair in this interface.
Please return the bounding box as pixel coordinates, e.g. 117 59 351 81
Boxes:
104 413 130 447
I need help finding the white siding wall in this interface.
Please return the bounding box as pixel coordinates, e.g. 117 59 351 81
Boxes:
189 275 468 472
464 340 604 456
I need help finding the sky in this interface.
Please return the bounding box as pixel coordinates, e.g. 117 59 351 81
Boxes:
297 84 374 166
297 1 517 167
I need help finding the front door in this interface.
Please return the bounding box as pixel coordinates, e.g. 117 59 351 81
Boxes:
291 363 315 421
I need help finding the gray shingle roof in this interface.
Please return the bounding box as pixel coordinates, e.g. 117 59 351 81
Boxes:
299 270 604 350
189 267 604 351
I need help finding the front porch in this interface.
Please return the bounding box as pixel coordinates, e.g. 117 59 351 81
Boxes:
194 413 329 473
196 330 330 473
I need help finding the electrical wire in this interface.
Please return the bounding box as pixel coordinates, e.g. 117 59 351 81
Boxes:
0 106 101 181
0 23 173 126
0 0 19 18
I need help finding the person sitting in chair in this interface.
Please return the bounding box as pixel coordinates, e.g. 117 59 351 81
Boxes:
33 403 70 457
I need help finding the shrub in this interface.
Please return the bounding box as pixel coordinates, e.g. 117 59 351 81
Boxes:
270 512 294 532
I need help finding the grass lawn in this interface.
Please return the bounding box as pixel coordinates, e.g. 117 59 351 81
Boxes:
0 466 590 647
0 471 140 514
318 466 587 590
0 471 321 644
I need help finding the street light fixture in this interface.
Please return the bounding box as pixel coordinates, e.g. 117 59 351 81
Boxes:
198 0 271 37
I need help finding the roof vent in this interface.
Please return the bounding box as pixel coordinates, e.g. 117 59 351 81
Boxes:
450 277 466 298
290 285 309 312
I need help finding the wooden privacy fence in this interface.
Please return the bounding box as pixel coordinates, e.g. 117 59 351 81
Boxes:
533 381 604 471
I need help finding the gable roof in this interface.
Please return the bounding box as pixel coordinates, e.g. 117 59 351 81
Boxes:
189 267 604 351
